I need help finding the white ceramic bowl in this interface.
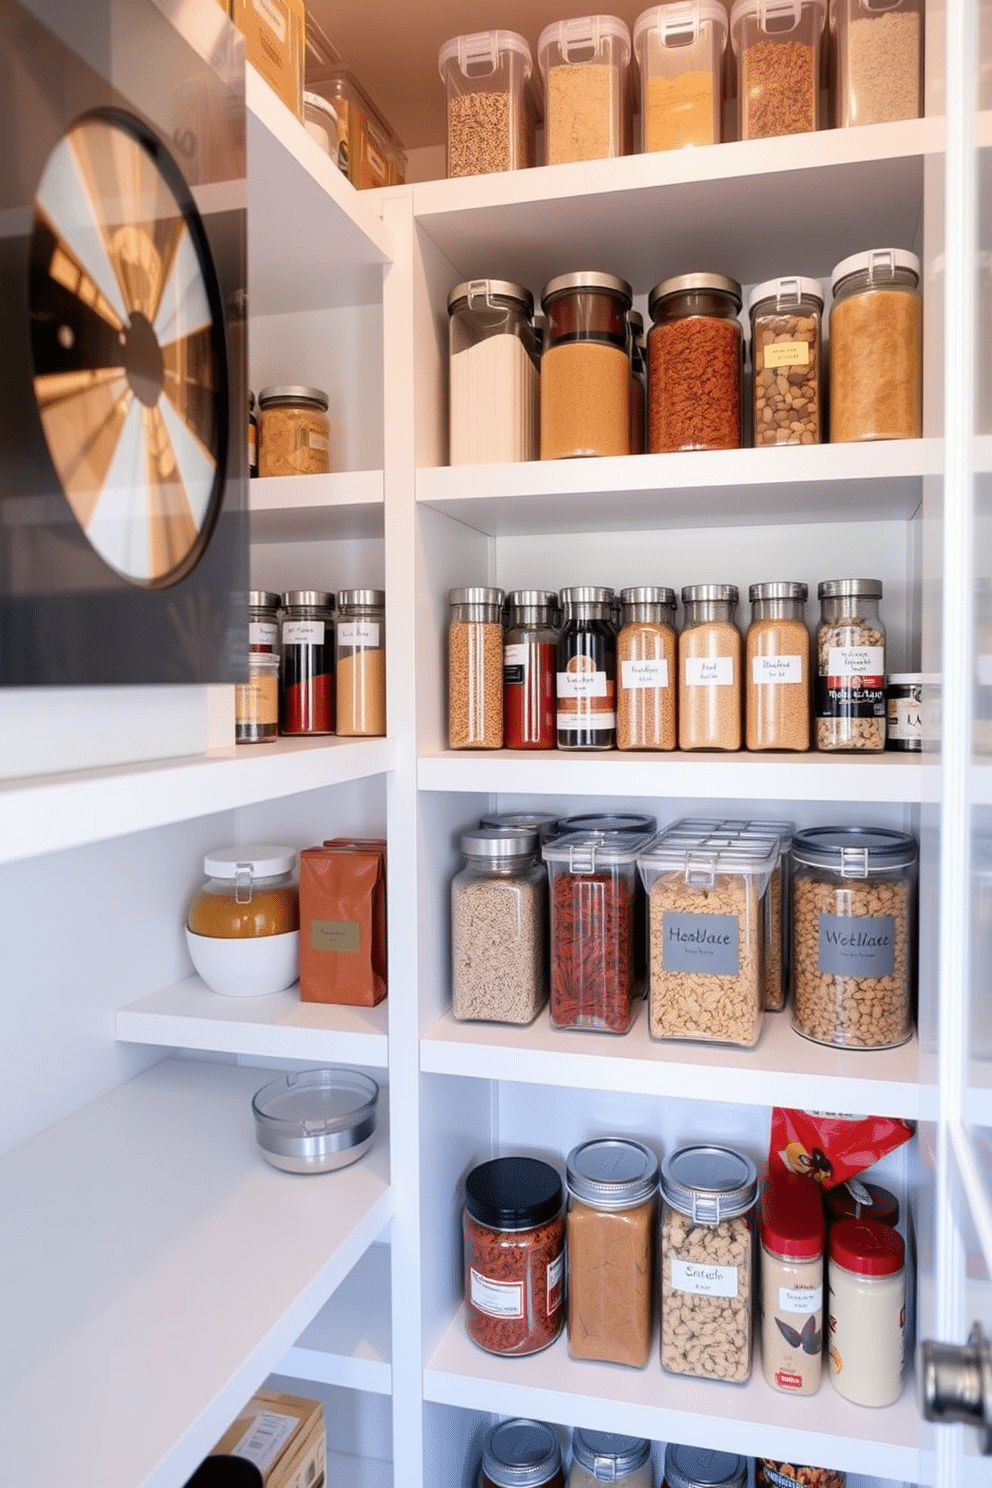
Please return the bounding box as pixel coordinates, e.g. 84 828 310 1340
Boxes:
185 927 299 997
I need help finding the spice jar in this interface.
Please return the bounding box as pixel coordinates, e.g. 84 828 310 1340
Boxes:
451 828 547 1024
827 1219 905 1406
448 587 505 749
504 590 558 749
886 673 923 751
248 391 259 477
541 273 632 459
664 1446 747 1488
448 280 540 465
617 586 678 750
760 1169 824 1395
679 584 743 750
745 581 811 752
463 1156 565 1356
481 1420 564 1488
439 30 537 177
258 386 331 476
628 310 647 453
834 0 922 126
648 274 743 452
557 586 617 749
659 1144 758 1382
538 14 632 164
570 1431 653 1487
824 1178 900 1231
634 0 729 150
249 590 280 653
280 590 335 735
730 0 827 138
829 248 923 442
815 578 886 751
235 652 279 743
748 277 823 446
565 1138 659 1366
791 825 917 1049
335 589 386 737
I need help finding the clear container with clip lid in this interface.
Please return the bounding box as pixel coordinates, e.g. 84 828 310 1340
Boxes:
448 279 539 465
538 14 633 164
730 0 827 139
748 277 824 447
187 846 299 939
833 0 922 127
829 248 922 443
570 1429 653 1486
634 1 729 151
439 30 538 175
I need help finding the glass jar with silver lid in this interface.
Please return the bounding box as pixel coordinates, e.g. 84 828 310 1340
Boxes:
570 1430 653 1487
815 578 886 752
663 1445 747 1488
451 827 547 1025
258 385 330 476
448 279 539 465
480 1418 564 1488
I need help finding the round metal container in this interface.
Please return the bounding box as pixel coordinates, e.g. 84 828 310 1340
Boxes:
251 1067 379 1174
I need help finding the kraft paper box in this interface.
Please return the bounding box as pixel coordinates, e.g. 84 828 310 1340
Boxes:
232 0 305 119
210 1390 325 1488
300 838 387 1006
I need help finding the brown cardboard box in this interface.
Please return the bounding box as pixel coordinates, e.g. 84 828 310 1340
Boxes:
232 0 305 119
210 1390 325 1488
299 838 387 1005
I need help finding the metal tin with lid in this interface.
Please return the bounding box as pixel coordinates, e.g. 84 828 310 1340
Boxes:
540 275 633 459
570 1430 652 1486
664 1446 748 1488
481 1419 564 1488
464 1158 565 1355
251 1067 379 1174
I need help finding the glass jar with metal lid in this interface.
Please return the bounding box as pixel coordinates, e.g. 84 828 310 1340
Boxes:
659 1144 759 1382
280 590 335 735
748 277 824 447
829 248 922 442
791 825 917 1049
451 827 547 1024
745 581 810 752
235 651 279 744
679 584 742 750
448 586 504 748
570 1430 653 1487
628 309 647 453
557 586 617 749
540 273 632 459
336 589 386 737
448 280 539 465
249 590 280 653
617 585 678 750
480 1419 564 1488
815 578 886 752
648 273 743 452
663 1445 747 1488
464 1158 565 1356
504 589 558 750
565 1138 659 1366
481 810 562 843
258 385 331 476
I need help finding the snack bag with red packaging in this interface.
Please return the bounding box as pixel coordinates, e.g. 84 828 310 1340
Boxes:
769 1108 914 1189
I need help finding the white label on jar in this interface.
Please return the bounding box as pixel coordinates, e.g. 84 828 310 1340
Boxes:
282 619 324 645
779 1283 822 1314
621 658 670 689
557 669 608 698
232 1410 297 1472
888 696 922 741
470 1268 523 1318
504 643 528 667
827 645 884 678
978 654 992 685
685 656 734 687
547 1250 564 1312
752 654 803 684
338 620 380 647
307 431 330 453
671 1259 739 1298
252 0 286 44
764 341 810 369
249 620 278 648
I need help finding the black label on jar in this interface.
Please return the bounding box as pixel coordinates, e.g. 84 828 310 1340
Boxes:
818 914 895 977
815 678 886 719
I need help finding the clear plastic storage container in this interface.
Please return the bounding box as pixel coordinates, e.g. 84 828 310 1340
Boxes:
308 68 406 188
448 280 539 465
748 276 824 447
648 274 743 453
834 0 922 126
634 1 728 150
439 30 537 175
730 0 827 139
539 14 632 163
829 248 922 442
451 828 548 1024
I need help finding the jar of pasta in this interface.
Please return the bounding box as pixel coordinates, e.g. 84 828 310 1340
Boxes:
258 386 331 476
463 1157 565 1356
448 587 504 748
648 272 742 453
679 584 743 750
617 585 678 750
541 273 632 459
538 14 632 163
829 249 922 442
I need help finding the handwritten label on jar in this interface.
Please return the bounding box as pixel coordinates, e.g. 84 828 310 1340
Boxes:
249 620 279 649
671 1259 738 1297
547 1251 564 1311
818 913 896 977
283 619 325 646
470 1269 524 1318
685 656 734 687
752 654 803 684
621 658 670 689
338 621 380 647
663 912 740 975
827 646 884 677
307 431 330 453
764 341 810 369
780 1283 822 1314
558 670 608 698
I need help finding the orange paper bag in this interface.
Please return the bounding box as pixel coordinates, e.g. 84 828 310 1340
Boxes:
299 839 387 1005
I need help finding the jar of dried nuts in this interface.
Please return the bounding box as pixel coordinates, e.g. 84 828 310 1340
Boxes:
829 248 922 442
617 585 678 750
257 385 331 476
746 581 811 752
815 578 886 751
451 828 547 1024
679 584 743 750
481 1419 564 1488
463 1156 565 1356
448 587 505 748
570 1430 653 1487
648 273 743 453
659 1143 758 1383
748 277 823 446
664 1445 748 1488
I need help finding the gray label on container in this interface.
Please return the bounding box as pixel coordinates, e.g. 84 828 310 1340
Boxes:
818 914 895 977
311 919 360 953
662 913 739 975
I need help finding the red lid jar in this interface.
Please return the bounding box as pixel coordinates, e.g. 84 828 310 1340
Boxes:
830 1218 905 1275
760 1170 824 1396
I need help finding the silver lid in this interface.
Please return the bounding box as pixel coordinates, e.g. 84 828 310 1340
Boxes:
460 826 539 860
506 589 558 608
480 811 561 839
817 577 883 600
571 1430 652 1476
566 1138 659 1209
682 583 739 604
482 1420 562 1488
337 588 385 608
664 1445 748 1488
660 1144 758 1222
449 586 505 605
447 278 534 316
258 384 329 410
541 270 633 307
748 581 808 602
249 590 280 610
621 585 677 607
281 590 335 609
560 585 614 605
649 272 742 313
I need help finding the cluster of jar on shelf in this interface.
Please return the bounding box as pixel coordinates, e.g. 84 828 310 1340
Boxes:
440 0 922 180
234 588 386 744
463 1143 907 1413
452 812 918 1052
448 254 922 468
248 385 332 477
448 578 906 755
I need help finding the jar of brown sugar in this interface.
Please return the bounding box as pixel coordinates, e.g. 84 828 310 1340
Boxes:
679 584 743 750
829 248 922 442
746 581 811 751
448 586 505 748
617 585 678 750
648 273 743 452
748 277 824 446
540 272 632 459
258 385 331 476
336 589 386 736
463 1156 565 1356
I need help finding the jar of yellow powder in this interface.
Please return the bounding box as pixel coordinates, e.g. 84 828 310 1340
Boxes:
634 1 728 150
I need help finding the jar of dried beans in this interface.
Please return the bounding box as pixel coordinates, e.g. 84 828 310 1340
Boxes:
565 1137 659 1366
729 0 826 139
749 277 823 446
659 1144 758 1382
570 1430 653 1487
280 591 335 735
448 587 505 749
791 825 916 1049
829 248 922 442
617 585 678 750
760 1169 824 1395
827 1219 905 1406
634 0 729 151
834 0 922 126
648 273 743 453
538 14 632 164
258 386 331 476
463 1156 565 1355
664 1445 747 1488
451 828 547 1024
481 1419 564 1488
745 581 811 752
448 280 539 464
815 578 886 751
336 589 386 737
439 30 537 177
541 273 632 459
504 589 558 749
679 584 743 750
557 586 617 749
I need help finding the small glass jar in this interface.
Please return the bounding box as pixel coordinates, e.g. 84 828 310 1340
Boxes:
186 846 299 939
664 1445 747 1488
748 277 824 447
540 273 632 459
617 586 678 750
815 578 886 751
679 584 743 750
336 588 386 737
280 590 335 736
570 1430 653 1487
628 309 647 454
463 1157 565 1356
538 14 632 164
660 1144 758 1382
448 587 505 749
235 651 279 743
451 828 548 1024
746 581 811 752
481 1420 564 1488
439 30 537 176
834 0 922 126
249 590 280 653
565 1138 659 1366
829 249 922 442
557 586 617 750
757 1466 845 1488
730 0 827 138
448 280 539 464
258 385 331 476
504 590 558 750
827 1219 905 1406
648 274 743 452
791 825 917 1049
248 391 259 477
760 1169 824 1395
886 672 923 751
634 0 729 150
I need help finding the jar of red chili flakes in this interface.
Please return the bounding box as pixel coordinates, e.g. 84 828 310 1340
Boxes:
648 272 743 452
464 1156 565 1356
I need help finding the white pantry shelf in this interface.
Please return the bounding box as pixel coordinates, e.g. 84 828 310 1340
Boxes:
0 1058 393 1488
250 470 384 544
117 975 389 1067
421 1002 923 1119
277 1243 392 1395
424 1311 925 1483
322 1453 393 1488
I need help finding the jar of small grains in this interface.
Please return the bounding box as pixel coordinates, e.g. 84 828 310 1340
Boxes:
748 277 823 446
648 274 743 453
679 584 743 750
463 1157 565 1356
448 587 505 748
538 14 632 164
834 0 922 127
541 273 633 459
451 828 547 1024
258 385 331 476
745 581 811 751
829 248 922 442
439 30 537 177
